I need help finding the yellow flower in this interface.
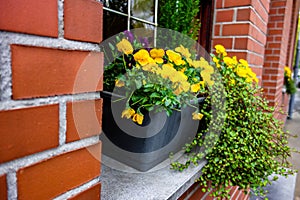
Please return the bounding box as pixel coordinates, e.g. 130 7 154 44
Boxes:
121 108 135 119
116 39 133 55
166 50 185 65
150 48 165 64
115 79 125 87
142 63 159 73
239 59 249 67
173 81 190 95
175 45 191 58
202 65 214 74
132 113 144 125
192 112 204 120
236 65 248 78
134 49 151 66
223 56 234 68
215 44 227 56
191 83 200 93
213 56 220 68
230 79 236 85
284 66 291 78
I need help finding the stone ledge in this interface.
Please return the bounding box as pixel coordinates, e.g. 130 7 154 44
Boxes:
100 154 206 200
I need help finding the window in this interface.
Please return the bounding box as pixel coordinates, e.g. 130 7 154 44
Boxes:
101 0 214 52
101 0 158 40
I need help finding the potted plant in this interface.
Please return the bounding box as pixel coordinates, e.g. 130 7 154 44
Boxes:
284 66 297 94
171 45 297 199
100 30 214 171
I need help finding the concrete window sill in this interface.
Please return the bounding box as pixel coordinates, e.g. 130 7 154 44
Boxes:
100 153 207 200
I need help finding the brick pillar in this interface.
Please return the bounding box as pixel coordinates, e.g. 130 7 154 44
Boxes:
212 0 270 84
263 0 294 113
287 0 300 68
0 0 103 199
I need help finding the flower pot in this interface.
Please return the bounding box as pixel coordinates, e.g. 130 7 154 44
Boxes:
100 91 204 172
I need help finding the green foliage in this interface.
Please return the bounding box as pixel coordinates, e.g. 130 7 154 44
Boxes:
158 0 201 40
285 77 297 94
171 46 297 199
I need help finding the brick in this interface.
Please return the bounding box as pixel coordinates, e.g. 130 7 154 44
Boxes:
189 186 208 200
234 38 248 49
212 38 233 49
270 15 284 21
66 99 103 142
237 8 251 21
250 26 266 45
272 1 286 7
249 53 264 66
266 55 280 61
224 0 251 8
0 0 58 37
252 0 269 23
0 175 7 200
68 183 101 200
0 105 59 164
216 0 223 8
227 51 247 60
17 143 101 199
251 67 263 77
11 45 103 99
64 0 103 43
223 24 250 36
214 24 221 36
268 29 282 35
216 9 234 22
268 42 281 49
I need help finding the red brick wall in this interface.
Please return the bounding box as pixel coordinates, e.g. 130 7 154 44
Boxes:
262 0 299 120
212 0 270 84
0 0 103 199
178 183 250 200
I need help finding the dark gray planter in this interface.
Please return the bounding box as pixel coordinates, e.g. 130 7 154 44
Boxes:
100 91 204 172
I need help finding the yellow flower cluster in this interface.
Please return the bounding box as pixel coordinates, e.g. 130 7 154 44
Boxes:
115 39 211 124
213 45 258 84
121 107 144 125
284 66 292 80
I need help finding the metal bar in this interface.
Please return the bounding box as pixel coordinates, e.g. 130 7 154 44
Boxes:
103 7 128 17
154 0 159 47
127 0 131 30
288 31 300 119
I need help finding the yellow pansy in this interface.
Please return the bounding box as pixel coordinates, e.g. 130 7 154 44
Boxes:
116 39 133 55
115 79 125 87
213 56 220 68
192 112 204 120
215 44 227 56
239 59 249 67
166 50 185 65
121 108 135 119
236 65 248 78
202 65 214 74
284 66 291 79
173 81 190 95
191 83 201 93
175 45 191 58
142 63 159 73
223 56 234 68
134 49 151 66
150 48 165 64
132 113 144 125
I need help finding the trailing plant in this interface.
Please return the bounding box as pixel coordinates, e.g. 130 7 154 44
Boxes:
284 66 297 94
158 0 201 40
171 45 296 199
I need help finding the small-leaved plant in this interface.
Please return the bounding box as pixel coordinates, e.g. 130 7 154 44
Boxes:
171 45 296 199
